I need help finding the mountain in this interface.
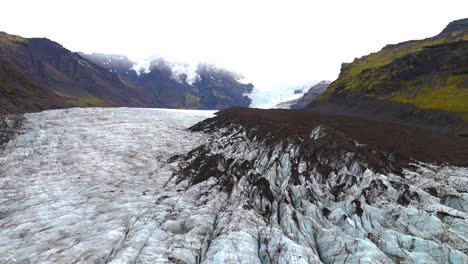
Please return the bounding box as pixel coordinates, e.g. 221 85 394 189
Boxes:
192 64 253 109
80 54 253 109
306 19 468 135
0 32 254 114
0 32 149 114
1 107 467 263
134 62 253 109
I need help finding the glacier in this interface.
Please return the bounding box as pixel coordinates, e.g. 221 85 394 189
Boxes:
249 82 318 109
0 108 467 263
0 108 215 263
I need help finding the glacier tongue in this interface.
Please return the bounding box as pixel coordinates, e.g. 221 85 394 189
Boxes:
0 108 467 264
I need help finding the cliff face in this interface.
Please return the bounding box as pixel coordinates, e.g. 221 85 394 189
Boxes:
307 19 468 134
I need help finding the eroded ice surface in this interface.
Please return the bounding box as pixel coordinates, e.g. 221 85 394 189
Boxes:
1 108 467 264
171 121 468 264
0 108 214 263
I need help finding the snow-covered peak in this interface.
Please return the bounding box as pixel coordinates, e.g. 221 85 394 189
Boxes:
131 57 152 75
130 57 198 84
165 60 198 84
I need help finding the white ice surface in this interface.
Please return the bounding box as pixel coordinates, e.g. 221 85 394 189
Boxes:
249 81 317 109
0 108 214 263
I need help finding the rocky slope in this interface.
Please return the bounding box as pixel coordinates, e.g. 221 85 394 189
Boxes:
306 18 468 134
0 32 254 114
2 107 466 263
0 32 149 114
0 32 142 113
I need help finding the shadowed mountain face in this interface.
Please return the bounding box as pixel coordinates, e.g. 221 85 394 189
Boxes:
306 19 468 135
0 33 253 114
0 32 147 114
192 64 253 109
0 33 150 113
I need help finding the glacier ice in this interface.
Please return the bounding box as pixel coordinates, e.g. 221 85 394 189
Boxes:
0 108 467 263
0 108 216 263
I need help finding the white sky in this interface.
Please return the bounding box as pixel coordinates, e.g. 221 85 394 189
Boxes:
1 0 467 89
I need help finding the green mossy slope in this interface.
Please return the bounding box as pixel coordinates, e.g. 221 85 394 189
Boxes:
318 20 468 113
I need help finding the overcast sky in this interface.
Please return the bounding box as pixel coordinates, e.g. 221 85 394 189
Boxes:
1 0 467 88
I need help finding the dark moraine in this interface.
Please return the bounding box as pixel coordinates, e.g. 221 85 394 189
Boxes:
194 107 468 167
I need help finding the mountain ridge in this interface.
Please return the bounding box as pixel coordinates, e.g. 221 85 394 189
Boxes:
306 18 468 134
0 32 253 114
80 53 254 109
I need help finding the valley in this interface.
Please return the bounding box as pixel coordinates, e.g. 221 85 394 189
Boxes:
0 11 467 264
